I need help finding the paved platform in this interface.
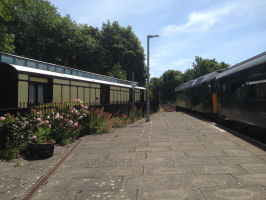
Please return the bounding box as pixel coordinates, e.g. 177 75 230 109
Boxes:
1 111 266 200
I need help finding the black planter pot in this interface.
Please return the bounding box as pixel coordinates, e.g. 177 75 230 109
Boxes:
28 141 55 159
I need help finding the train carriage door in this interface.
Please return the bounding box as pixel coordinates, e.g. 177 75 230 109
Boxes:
100 85 110 105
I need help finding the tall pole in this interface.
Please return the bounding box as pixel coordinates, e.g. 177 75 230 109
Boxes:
146 37 150 122
131 72 135 124
146 35 159 122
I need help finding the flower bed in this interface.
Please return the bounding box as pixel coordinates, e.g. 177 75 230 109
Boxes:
0 100 138 160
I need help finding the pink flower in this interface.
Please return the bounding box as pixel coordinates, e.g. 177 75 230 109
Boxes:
47 115 50 119
60 116 63 119
55 113 59 119
44 120 49 125
31 135 37 142
73 122 78 127
69 120 73 125
0 116 5 121
37 117 41 122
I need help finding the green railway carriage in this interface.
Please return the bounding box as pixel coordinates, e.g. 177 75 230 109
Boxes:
0 52 146 112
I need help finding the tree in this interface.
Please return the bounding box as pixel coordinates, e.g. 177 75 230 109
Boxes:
2 1 146 86
107 63 127 80
160 70 183 103
192 56 229 78
150 70 182 104
100 21 145 84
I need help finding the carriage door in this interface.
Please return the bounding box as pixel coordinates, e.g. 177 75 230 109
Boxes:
100 85 110 105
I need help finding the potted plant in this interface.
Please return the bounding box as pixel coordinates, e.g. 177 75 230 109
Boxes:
28 126 55 159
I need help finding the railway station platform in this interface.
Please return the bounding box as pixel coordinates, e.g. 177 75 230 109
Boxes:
1 111 266 200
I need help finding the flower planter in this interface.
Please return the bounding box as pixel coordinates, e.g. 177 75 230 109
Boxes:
28 141 55 159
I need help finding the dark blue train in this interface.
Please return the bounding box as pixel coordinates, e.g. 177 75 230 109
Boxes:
175 52 266 130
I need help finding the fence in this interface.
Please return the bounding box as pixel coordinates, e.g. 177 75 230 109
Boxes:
0 101 146 117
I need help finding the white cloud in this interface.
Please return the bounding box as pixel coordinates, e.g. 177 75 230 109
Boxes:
162 0 266 36
163 5 233 35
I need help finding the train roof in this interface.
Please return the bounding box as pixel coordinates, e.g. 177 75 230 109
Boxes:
175 71 218 92
216 51 266 79
0 52 145 90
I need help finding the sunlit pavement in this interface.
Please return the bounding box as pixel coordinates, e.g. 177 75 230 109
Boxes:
1 111 266 200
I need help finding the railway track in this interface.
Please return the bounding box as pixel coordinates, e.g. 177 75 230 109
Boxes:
160 104 176 112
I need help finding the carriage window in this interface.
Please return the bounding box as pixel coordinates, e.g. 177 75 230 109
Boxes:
72 70 78 76
65 69 71 74
27 61 37 68
38 63 47 70
248 85 266 99
28 83 46 105
48 65 56 72
38 85 44 104
1 55 14 64
78 71 84 77
15 58 25 66
56 67 64 73
29 84 35 104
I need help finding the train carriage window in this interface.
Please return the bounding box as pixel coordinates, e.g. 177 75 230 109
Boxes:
37 85 44 104
72 70 78 76
65 69 71 74
248 85 266 100
29 84 35 104
38 63 47 70
1 55 14 64
48 65 56 72
29 83 46 105
56 67 64 73
15 58 25 66
27 61 37 68
78 71 84 77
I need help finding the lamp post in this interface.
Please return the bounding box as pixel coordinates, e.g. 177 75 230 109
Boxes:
146 34 159 122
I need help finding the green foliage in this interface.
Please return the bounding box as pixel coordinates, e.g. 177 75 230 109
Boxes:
150 57 229 104
31 127 52 144
191 56 229 78
107 63 127 80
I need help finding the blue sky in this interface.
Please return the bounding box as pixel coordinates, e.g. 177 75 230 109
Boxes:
49 0 266 78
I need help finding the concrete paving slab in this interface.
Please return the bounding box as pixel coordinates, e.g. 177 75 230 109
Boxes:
177 174 240 190
201 187 266 200
183 149 227 157
223 149 255 156
240 163 266 173
236 173 266 187
217 156 266 165
136 146 170 152
145 165 194 176
147 151 186 159
68 176 124 191
192 164 248 175
122 175 179 191
139 189 205 200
